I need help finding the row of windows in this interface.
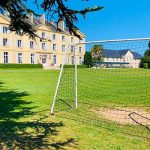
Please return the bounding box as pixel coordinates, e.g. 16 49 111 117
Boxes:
40 32 82 43
2 52 83 65
106 57 139 62
3 52 36 64
0 25 84 43
0 38 83 52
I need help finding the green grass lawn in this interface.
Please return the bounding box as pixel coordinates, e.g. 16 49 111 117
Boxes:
0 68 150 150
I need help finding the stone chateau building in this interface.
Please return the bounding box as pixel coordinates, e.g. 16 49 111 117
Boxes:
0 13 86 68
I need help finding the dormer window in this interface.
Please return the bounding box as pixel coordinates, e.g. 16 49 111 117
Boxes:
17 40 22 48
71 37 74 43
42 32 45 38
30 41 34 49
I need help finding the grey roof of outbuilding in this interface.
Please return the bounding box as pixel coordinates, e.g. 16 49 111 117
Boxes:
102 49 142 59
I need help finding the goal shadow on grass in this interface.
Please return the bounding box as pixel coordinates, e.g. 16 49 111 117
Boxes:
55 101 150 141
0 82 76 149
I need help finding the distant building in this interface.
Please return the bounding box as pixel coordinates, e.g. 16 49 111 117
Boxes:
96 49 142 68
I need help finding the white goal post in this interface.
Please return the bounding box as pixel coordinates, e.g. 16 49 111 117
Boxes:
50 38 150 115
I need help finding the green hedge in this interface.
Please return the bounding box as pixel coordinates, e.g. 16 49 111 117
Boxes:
0 63 43 69
143 63 150 69
60 64 88 68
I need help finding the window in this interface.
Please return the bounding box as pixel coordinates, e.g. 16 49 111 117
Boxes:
71 56 74 64
3 26 8 33
4 52 8 63
18 53 23 64
42 32 45 38
52 34 56 40
71 46 75 53
79 47 82 53
79 39 82 43
15 30 23 35
62 55 66 64
30 41 34 49
79 57 82 64
31 54 35 64
3 38 8 46
62 36 65 41
71 37 74 43
62 45 65 52
53 55 57 64
53 44 56 51
17 40 22 48
42 42 46 50
41 55 47 64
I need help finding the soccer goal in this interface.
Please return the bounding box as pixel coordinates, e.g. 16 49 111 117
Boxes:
50 38 150 139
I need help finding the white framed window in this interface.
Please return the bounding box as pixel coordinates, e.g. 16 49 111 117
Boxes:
30 41 34 49
18 53 23 64
31 54 35 64
52 34 56 40
71 45 75 53
3 38 8 46
53 55 57 64
4 52 8 63
70 56 75 64
62 36 65 41
62 45 65 52
17 40 22 48
42 42 46 50
3 26 8 33
42 32 46 38
62 55 67 64
53 44 56 51
79 47 82 53
79 57 82 64
15 30 23 35
71 37 74 43
42 57 46 64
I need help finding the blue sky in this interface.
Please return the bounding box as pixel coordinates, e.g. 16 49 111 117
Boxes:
27 0 150 41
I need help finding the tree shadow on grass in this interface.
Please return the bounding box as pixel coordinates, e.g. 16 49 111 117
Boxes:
0 82 76 149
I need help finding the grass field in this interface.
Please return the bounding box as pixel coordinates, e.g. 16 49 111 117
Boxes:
0 68 150 150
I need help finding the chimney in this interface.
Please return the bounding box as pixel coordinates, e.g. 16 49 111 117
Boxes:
28 13 33 24
39 14 45 24
58 19 65 31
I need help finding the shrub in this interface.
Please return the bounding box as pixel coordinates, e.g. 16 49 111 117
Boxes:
60 64 88 68
0 63 43 69
143 63 149 69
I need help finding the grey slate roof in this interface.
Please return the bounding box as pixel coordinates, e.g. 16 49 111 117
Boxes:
102 49 142 59
33 17 70 35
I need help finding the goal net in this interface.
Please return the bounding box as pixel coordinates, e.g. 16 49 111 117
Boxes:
51 38 150 140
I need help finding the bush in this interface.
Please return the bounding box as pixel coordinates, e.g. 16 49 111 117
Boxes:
148 63 150 69
143 63 150 69
0 63 43 69
60 64 88 68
